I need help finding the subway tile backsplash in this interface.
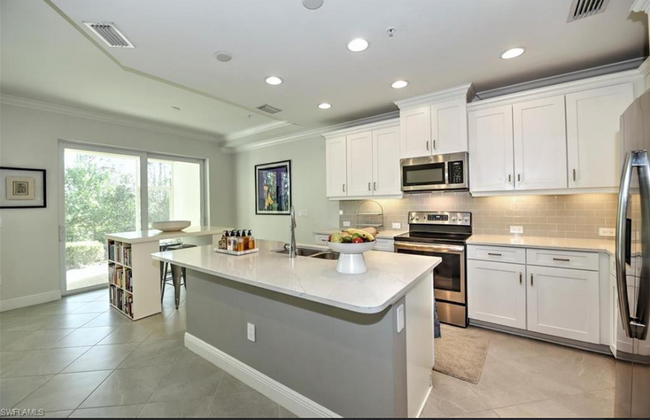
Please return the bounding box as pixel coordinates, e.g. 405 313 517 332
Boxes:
339 192 618 240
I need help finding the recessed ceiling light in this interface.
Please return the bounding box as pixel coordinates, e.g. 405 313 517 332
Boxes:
302 0 324 10
214 52 232 62
171 106 181 111
347 38 369 52
265 76 283 85
391 80 408 89
500 47 525 60
318 103 332 109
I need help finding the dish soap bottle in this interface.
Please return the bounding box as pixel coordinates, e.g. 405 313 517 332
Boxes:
247 230 255 250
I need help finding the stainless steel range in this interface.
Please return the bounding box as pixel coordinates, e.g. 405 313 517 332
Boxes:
394 211 471 327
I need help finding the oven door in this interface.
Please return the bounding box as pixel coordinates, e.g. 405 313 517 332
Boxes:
394 242 466 304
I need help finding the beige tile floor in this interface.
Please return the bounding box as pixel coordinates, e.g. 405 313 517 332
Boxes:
0 287 297 418
421 325 616 418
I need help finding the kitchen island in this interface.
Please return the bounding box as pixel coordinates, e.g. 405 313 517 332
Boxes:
151 240 440 418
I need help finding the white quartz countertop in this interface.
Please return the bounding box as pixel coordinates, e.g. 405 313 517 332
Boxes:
151 240 440 314
313 228 407 240
467 234 615 256
106 226 233 244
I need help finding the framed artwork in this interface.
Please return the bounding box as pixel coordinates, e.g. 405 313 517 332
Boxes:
0 167 47 208
255 160 291 215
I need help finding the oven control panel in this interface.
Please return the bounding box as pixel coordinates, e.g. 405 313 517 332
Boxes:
408 211 471 226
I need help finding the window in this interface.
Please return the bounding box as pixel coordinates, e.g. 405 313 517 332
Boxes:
148 158 202 228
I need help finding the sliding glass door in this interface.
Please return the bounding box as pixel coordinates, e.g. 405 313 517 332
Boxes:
60 143 206 295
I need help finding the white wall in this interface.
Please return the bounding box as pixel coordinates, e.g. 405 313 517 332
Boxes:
233 137 339 244
0 104 234 306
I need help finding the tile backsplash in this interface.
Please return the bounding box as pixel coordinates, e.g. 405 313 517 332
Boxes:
339 192 618 240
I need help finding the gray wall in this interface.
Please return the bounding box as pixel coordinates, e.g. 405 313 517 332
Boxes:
187 269 407 417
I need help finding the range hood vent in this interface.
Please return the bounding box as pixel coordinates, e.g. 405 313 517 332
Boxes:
567 0 609 22
83 22 135 48
256 104 282 114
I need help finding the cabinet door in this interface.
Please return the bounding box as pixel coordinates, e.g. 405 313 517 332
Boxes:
346 131 374 197
467 260 526 329
325 136 348 198
527 266 599 344
468 105 514 192
372 126 401 196
400 106 431 159
513 95 567 191
566 83 634 189
431 98 468 154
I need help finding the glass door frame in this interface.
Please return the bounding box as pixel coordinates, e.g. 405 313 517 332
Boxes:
58 140 207 296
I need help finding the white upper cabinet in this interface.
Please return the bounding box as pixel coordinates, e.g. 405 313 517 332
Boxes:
566 83 634 189
468 105 514 192
346 131 374 197
513 95 568 191
431 98 468 154
324 120 401 200
372 126 401 196
399 106 431 159
325 136 347 198
395 84 474 159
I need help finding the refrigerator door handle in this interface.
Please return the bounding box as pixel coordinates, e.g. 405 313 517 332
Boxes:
616 151 635 339
634 151 650 340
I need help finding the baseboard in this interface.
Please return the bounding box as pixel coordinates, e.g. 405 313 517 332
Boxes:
0 290 61 312
184 333 340 418
416 385 432 418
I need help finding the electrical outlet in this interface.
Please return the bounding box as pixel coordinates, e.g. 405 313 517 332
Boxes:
510 226 524 234
396 304 405 333
247 322 256 342
298 210 309 218
599 228 615 237
343 221 351 227
338 209 343 216
392 222 402 229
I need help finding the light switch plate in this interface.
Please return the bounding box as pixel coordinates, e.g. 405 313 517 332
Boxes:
339 210 343 216
247 322 256 342
510 226 524 234
599 228 615 237
298 210 309 218
343 221 351 227
396 304 405 333
392 222 402 229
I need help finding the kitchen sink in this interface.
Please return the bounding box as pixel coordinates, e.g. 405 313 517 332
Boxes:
310 251 339 260
272 246 339 260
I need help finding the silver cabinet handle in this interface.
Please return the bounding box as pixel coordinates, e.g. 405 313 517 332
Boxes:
517 174 521 182
342 184 346 193
573 168 577 181
530 273 534 286
433 139 436 150
508 174 512 183
373 182 376 191
426 140 430 151
553 257 570 262
368 182 371 191
488 252 502 256
519 272 523 284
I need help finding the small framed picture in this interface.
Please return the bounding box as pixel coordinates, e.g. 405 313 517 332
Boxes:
255 160 291 215
0 167 47 208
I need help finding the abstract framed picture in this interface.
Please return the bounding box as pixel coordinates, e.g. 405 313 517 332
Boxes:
255 160 291 215
0 167 47 208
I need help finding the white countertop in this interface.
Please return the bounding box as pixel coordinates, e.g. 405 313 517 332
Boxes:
467 234 615 256
313 228 407 240
151 239 440 314
106 226 232 244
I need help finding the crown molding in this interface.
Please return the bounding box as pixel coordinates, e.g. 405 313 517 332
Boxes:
394 83 475 109
0 94 222 143
632 0 650 13
468 68 645 112
223 111 399 154
223 120 295 142
323 118 399 138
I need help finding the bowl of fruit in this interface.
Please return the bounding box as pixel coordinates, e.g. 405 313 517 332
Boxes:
327 228 376 274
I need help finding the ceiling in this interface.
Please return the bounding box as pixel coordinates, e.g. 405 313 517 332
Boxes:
1 0 648 146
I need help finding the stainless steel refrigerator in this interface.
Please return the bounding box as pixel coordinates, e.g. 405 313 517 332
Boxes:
615 90 650 418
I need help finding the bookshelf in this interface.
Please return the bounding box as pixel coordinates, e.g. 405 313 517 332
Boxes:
105 226 232 321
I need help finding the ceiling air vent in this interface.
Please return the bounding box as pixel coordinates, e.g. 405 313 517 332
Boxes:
567 0 610 22
83 22 135 48
256 104 282 114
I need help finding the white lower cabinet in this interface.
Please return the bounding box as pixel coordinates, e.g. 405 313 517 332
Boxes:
526 265 599 344
467 260 526 329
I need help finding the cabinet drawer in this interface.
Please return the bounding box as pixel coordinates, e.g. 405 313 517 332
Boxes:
374 238 395 252
314 234 330 245
467 245 525 264
526 248 598 271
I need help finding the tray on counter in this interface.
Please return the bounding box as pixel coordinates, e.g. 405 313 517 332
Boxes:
214 247 259 256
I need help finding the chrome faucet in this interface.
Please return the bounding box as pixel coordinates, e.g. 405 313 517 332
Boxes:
289 206 297 258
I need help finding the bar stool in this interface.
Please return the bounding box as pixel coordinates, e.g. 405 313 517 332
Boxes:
161 244 196 309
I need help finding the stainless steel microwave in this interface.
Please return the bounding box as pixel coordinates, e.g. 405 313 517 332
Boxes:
400 152 469 192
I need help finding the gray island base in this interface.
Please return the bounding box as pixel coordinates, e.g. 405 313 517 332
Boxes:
152 240 439 417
